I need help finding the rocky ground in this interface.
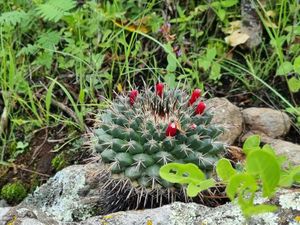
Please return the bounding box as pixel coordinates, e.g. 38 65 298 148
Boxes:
1 98 299 225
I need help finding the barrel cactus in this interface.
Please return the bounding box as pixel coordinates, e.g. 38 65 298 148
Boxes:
92 83 226 213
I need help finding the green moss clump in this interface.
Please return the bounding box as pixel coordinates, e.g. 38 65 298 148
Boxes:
1 181 27 203
51 153 67 171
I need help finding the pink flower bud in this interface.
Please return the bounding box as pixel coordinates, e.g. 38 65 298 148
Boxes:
189 89 201 105
190 123 197 129
165 122 177 137
155 83 164 97
195 102 206 115
129 90 138 106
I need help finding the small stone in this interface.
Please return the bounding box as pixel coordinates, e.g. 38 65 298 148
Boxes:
262 136 300 165
242 107 291 138
205 98 243 145
20 163 107 222
0 207 11 225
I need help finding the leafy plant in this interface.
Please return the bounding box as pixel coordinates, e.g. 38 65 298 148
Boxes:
197 47 222 81
210 0 239 22
276 56 300 93
159 163 215 197
160 135 300 218
36 0 77 22
0 10 29 26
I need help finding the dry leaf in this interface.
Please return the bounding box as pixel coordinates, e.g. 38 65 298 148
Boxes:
265 20 278 28
160 23 176 42
222 20 241 34
117 83 123 93
113 19 150 33
266 10 276 18
225 30 250 47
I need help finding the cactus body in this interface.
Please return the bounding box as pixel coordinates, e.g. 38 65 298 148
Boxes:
92 84 225 213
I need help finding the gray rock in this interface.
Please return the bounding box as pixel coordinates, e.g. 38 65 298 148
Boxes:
205 98 243 145
1 206 58 225
21 163 107 222
1 190 299 225
0 207 11 225
84 190 300 225
242 107 291 138
262 136 300 165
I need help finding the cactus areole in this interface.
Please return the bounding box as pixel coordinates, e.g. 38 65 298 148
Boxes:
92 84 225 212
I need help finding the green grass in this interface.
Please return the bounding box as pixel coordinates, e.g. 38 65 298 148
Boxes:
0 0 299 167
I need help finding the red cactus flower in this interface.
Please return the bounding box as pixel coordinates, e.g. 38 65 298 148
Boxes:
195 102 206 115
156 83 164 97
190 123 197 129
165 122 177 137
189 89 201 105
129 90 138 106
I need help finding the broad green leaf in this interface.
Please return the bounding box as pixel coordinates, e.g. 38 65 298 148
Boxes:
220 0 238 7
159 163 205 184
226 173 258 200
210 1 220 7
262 144 287 168
166 53 177 72
280 165 300 187
261 144 276 156
217 8 226 21
293 166 300 183
198 58 211 71
216 158 237 182
276 61 293 76
243 135 261 154
206 47 217 61
164 73 176 88
246 150 280 197
279 171 294 187
210 62 221 80
187 178 215 197
243 204 278 217
294 56 300 74
286 107 300 115
16 141 29 149
287 77 300 93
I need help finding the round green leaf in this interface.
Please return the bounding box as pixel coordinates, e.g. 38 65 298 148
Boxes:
294 56 300 74
276 61 293 76
159 163 205 184
243 135 261 155
216 158 237 182
246 150 280 197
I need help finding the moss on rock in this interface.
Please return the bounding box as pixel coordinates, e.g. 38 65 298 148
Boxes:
1 181 27 204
